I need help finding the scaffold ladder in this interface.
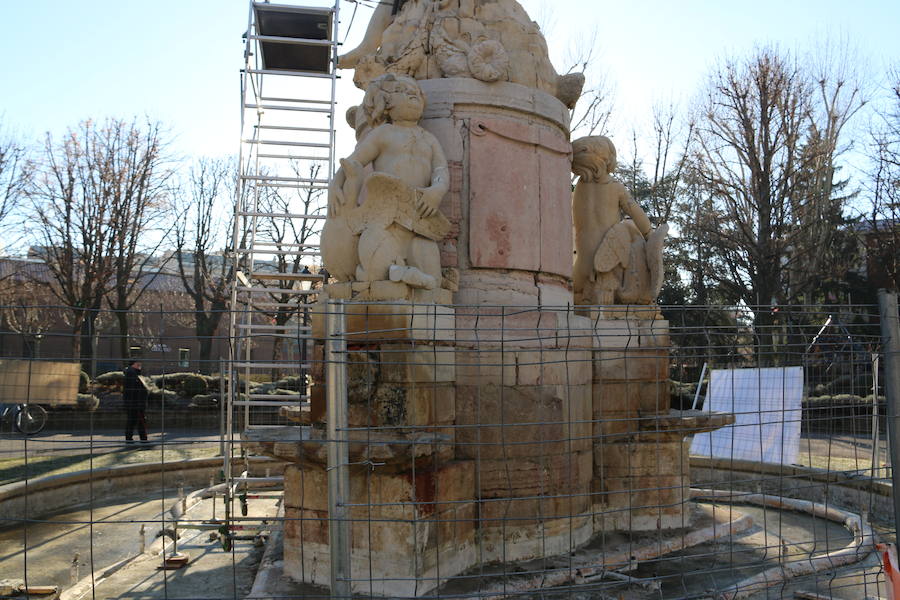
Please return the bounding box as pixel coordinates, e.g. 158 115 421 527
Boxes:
225 0 340 537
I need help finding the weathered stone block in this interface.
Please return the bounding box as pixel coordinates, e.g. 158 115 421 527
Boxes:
283 461 478 595
479 491 591 526
312 302 455 342
478 451 592 506
455 349 517 385
598 475 688 511
593 503 688 533
594 380 671 417
594 348 669 381
515 349 592 386
456 384 592 459
454 270 540 307
378 345 456 384
591 409 640 438
580 305 663 322
411 287 454 304
347 384 456 429
536 276 572 308
324 282 352 300
479 513 593 565
283 505 477 596
456 309 592 349
594 441 687 479
588 319 670 350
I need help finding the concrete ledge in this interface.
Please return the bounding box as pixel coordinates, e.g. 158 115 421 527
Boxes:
0 456 284 524
689 455 893 523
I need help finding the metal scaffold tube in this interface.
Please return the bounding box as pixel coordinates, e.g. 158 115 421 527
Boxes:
326 300 351 599
878 290 900 529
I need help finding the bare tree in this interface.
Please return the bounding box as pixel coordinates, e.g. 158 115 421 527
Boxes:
863 66 900 291
26 118 172 372
103 120 174 360
0 271 60 358
174 158 239 373
0 120 28 237
686 46 865 362
27 120 118 371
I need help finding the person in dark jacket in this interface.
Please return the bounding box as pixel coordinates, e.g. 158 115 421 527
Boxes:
123 360 149 444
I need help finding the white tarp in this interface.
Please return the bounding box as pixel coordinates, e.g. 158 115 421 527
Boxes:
690 366 804 464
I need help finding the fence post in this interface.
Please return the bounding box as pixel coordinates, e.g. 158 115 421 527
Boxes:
878 290 900 530
326 300 351 599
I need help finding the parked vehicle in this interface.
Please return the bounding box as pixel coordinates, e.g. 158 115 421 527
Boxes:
0 402 48 435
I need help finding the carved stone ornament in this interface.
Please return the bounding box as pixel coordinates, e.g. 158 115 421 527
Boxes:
339 0 585 109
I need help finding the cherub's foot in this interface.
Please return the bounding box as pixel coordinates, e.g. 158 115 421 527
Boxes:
389 265 437 290
556 73 585 109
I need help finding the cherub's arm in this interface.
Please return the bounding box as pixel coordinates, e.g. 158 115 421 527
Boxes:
338 2 393 69
619 184 652 237
328 129 383 215
344 127 383 167
416 133 450 218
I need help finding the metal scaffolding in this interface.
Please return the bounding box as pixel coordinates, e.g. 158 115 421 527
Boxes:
225 0 340 539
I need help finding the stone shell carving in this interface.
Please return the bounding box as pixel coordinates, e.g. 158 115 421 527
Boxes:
467 39 509 82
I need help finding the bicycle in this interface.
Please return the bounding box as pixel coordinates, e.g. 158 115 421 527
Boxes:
0 402 48 435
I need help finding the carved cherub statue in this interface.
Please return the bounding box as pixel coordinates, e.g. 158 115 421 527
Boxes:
321 74 450 293
571 136 668 307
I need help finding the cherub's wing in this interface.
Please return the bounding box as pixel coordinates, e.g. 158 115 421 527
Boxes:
593 222 633 273
646 224 669 299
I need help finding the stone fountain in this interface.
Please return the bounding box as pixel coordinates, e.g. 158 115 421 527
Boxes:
244 1 733 596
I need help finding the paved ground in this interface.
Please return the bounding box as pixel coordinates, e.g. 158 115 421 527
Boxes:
0 491 279 600
0 427 228 488
0 428 224 459
76 495 280 600
0 492 173 590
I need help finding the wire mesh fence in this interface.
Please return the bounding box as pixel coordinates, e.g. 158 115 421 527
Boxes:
0 299 897 600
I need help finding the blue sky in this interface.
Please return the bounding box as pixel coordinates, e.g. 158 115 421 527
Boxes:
2 0 899 168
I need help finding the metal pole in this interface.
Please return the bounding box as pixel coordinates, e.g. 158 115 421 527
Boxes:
878 291 900 529
691 362 708 411
219 358 226 457
326 300 350 599
872 353 881 478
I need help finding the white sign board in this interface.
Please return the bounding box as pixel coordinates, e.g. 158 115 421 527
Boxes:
690 366 804 464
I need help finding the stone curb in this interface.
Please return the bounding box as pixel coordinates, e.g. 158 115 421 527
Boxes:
689 455 892 496
0 456 282 522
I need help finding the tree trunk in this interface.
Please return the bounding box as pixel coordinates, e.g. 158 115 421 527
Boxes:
80 313 97 376
753 307 776 368
196 310 225 374
115 308 130 361
68 307 85 365
271 336 284 381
